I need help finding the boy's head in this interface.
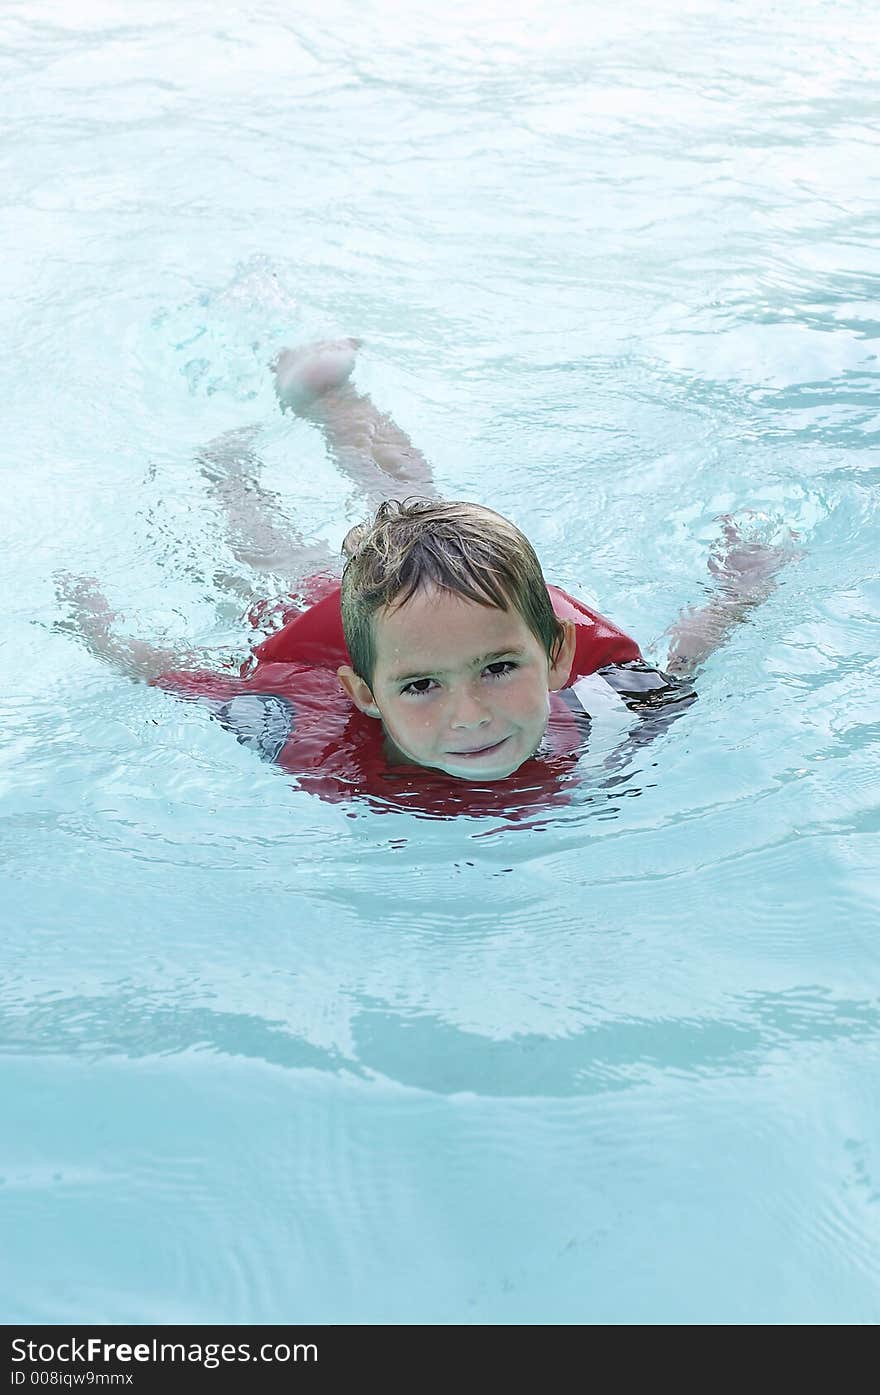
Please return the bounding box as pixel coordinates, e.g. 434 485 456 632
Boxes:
337 499 575 780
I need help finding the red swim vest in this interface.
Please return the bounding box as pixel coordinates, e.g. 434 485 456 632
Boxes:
154 577 641 818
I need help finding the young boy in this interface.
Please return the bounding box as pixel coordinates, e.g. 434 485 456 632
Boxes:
60 340 789 814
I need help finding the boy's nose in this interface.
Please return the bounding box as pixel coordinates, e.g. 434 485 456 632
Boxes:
448 687 491 729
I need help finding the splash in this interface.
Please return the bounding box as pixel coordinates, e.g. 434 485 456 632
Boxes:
151 257 301 402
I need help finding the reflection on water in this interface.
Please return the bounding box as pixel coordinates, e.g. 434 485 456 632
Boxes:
2 984 880 1098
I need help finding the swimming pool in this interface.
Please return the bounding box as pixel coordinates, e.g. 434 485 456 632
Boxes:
2 0 879 1323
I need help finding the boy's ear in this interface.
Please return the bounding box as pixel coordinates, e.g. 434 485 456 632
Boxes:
337 665 382 719
548 620 577 691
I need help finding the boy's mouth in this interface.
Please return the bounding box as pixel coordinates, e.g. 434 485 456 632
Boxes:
446 736 510 759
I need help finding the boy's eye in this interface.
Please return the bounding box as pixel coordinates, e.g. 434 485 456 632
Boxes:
399 662 517 696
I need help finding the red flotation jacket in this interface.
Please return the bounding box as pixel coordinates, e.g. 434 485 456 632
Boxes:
154 575 641 818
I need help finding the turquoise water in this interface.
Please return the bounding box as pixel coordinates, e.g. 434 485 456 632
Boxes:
2 0 879 1323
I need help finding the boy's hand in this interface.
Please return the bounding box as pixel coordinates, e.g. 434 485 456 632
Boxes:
53 572 190 681
666 512 801 676
271 337 361 413
54 571 116 638
708 512 801 602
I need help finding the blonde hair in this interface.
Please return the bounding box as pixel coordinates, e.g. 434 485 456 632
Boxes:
340 498 565 683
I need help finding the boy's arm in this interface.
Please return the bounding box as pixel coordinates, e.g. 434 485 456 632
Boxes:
663 515 797 677
575 518 796 782
55 575 212 683
56 575 299 763
272 339 438 513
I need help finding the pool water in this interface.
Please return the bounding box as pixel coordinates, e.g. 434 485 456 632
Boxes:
2 0 879 1323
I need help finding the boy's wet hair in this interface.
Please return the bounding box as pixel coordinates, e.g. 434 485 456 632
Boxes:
340 498 565 684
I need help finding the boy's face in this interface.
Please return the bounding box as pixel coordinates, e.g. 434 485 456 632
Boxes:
338 585 575 781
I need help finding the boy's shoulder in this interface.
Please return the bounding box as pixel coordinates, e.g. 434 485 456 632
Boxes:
547 584 642 678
